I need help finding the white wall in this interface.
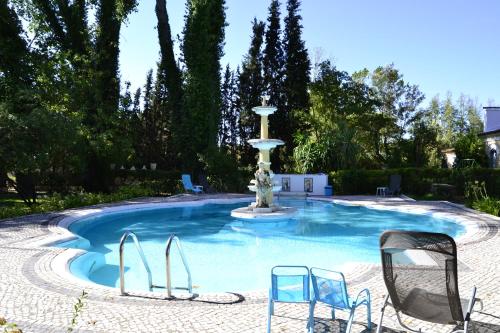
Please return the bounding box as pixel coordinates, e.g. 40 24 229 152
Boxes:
273 174 329 196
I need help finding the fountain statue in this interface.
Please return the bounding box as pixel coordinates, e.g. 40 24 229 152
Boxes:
231 97 297 219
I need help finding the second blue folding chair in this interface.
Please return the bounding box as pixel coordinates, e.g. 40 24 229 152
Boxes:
310 267 371 333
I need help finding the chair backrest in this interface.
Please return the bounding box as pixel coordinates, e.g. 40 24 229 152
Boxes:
389 174 401 193
270 266 310 303
380 230 463 324
181 174 194 190
310 268 350 309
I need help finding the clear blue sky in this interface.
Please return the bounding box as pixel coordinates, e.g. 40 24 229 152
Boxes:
120 0 500 108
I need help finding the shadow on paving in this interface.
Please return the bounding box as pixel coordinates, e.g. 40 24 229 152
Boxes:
311 317 396 333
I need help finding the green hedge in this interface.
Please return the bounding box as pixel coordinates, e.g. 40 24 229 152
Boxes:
0 184 158 220
112 169 182 195
330 168 500 197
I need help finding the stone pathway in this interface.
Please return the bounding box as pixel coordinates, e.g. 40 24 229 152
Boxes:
0 194 499 332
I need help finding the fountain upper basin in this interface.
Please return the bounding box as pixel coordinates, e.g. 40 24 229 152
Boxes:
252 106 277 116
247 139 284 150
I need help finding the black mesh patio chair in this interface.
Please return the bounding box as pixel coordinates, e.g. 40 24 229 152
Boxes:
387 174 401 196
377 231 482 333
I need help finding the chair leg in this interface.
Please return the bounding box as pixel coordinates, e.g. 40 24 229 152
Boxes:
267 299 273 333
376 294 390 333
346 307 356 333
331 307 336 320
308 300 316 333
366 299 372 330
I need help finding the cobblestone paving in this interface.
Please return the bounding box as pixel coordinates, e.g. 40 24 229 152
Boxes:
0 194 499 332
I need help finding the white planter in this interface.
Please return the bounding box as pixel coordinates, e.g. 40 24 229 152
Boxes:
110 164 116 170
150 163 157 171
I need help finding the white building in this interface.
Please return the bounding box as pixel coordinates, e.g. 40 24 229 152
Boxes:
479 107 500 168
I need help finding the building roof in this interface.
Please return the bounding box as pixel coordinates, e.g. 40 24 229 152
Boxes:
479 128 500 137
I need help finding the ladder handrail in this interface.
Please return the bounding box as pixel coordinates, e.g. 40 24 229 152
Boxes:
119 231 153 295
165 234 192 297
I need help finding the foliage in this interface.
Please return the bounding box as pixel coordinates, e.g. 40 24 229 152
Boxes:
330 168 500 198
472 198 500 217
0 184 162 220
453 132 489 168
465 181 500 216
293 61 377 172
67 290 88 333
218 65 239 154
0 315 22 333
197 148 247 193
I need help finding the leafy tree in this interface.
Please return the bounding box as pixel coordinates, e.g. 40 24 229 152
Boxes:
182 0 227 172
238 18 266 166
453 132 488 168
368 64 425 166
371 64 425 138
293 61 378 172
10 0 139 192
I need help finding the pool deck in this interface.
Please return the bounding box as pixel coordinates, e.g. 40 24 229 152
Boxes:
1 194 500 332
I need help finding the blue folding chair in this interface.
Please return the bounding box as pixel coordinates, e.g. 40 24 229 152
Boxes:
310 268 371 332
181 174 203 194
267 265 313 333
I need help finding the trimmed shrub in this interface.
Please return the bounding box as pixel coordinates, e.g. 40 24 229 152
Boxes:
330 168 500 197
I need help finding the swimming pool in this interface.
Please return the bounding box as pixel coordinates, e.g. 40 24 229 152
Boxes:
59 199 465 293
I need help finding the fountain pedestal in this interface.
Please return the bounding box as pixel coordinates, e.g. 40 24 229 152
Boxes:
231 97 297 220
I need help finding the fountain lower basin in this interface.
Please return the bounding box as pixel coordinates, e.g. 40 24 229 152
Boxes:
230 204 298 220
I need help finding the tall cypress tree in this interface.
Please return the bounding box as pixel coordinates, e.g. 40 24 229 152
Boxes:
155 0 183 166
283 0 310 141
263 0 285 108
182 0 226 172
219 64 232 148
238 18 265 166
263 0 288 170
231 66 242 154
142 70 157 164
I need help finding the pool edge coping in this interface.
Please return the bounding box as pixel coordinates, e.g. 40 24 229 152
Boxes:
31 195 495 301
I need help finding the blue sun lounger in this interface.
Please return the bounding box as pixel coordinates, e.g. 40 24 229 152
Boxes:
181 174 203 194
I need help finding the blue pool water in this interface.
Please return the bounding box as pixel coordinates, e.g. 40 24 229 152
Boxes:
60 200 465 293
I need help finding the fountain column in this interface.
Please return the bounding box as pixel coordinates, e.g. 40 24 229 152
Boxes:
230 96 297 219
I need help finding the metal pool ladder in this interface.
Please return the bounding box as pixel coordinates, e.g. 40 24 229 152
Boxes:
165 233 192 298
119 231 153 295
119 231 192 298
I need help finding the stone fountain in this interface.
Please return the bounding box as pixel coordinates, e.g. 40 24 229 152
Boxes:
231 97 297 219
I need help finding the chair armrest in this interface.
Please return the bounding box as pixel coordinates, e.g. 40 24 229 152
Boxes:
353 288 371 306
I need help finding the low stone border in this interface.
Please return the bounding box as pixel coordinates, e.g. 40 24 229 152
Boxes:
0 194 499 332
